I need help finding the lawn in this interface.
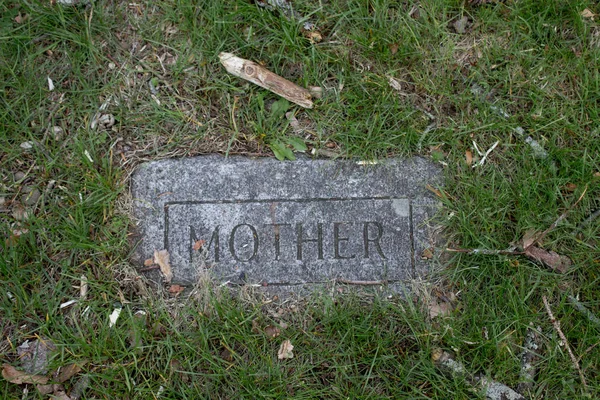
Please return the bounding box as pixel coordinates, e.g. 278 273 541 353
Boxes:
1 0 599 398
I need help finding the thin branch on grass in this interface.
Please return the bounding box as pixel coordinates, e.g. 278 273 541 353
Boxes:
542 295 587 390
432 348 525 400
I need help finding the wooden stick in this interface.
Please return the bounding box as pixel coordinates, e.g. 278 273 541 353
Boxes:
219 52 313 108
542 295 587 390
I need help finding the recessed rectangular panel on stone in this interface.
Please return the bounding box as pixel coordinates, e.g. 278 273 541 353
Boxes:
131 156 442 289
166 198 411 284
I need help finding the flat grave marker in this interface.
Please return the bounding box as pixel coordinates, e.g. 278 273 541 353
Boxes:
131 156 442 291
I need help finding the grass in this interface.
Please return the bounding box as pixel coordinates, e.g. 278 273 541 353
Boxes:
1 0 599 397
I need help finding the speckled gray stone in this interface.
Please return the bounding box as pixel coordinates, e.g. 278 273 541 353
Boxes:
131 155 442 289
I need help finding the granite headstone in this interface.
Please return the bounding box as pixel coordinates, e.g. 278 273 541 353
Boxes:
131 156 442 291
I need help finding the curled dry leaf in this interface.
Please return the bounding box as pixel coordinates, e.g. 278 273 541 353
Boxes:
2 364 49 385
55 360 87 383
581 8 596 20
277 340 294 359
192 239 205 251
264 325 281 338
304 30 322 43
143 258 153 267
251 319 261 334
524 246 571 273
421 248 434 260
168 284 185 295
521 229 542 249
465 149 473 167
428 301 453 319
154 249 173 283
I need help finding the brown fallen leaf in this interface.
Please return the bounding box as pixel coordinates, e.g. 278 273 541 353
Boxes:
422 248 434 260
389 43 399 54
428 301 453 319
565 183 577 192
521 229 542 249
581 8 596 20
425 184 444 198
465 149 473 167
251 319 261 334
54 360 87 383
36 384 54 394
168 284 185 295
524 246 571 273
154 249 173 283
2 364 49 385
277 340 294 360
143 258 153 267
192 239 205 251
264 325 281 338
220 347 234 362
304 30 322 44
14 13 30 24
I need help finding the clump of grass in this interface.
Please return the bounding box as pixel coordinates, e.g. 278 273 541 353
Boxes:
1 0 599 397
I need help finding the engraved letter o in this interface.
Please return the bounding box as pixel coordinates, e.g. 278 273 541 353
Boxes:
229 224 259 262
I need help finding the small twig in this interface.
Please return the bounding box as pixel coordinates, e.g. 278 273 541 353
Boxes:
568 295 600 329
542 295 587 390
336 278 388 286
572 208 600 235
533 186 588 247
446 247 522 255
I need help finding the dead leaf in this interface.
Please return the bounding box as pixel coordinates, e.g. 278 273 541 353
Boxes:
14 13 30 24
2 364 49 385
453 16 470 34
428 301 453 319
389 43 399 54
426 184 443 199
154 249 172 283
36 384 54 394
565 183 577 192
143 258 153 267
524 246 571 273
304 30 322 43
581 8 596 20
277 340 294 360
251 319 261 334
465 149 473 167
521 229 542 249
17 339 55 374
54 360 86 383
422 248 434 260
168 284 185 295
594 172 600 178
220 347 234 362
264 325 281 338
192 240 205 251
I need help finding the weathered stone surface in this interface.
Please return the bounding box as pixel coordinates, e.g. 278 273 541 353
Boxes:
131 156 442 289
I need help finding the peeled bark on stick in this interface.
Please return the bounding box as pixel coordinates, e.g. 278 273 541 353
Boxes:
219 52 313 108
